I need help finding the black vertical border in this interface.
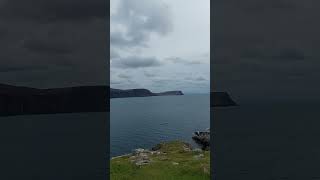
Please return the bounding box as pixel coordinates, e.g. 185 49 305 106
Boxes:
210 0 216 179
106 0 111 179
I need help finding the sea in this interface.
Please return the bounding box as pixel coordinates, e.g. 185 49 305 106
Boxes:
2 96 319 179
213 100 320 180
0 112 108 180
110 94 210 157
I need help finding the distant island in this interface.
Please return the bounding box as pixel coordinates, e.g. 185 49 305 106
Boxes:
110 88 183 98
111 88 237 107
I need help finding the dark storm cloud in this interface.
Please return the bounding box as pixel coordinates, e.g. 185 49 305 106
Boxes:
111 0 172 48
112 56 163 69
0 0 108 88
213 0 320 101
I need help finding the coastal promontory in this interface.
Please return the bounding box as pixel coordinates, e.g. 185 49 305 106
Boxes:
110 88 183 98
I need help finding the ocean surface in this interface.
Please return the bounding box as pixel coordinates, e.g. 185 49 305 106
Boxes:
110 94 210 157
213 101 320 180
0 112 108 180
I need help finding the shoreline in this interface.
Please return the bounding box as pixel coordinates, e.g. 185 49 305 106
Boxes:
110 153 131 160
110 138 210 160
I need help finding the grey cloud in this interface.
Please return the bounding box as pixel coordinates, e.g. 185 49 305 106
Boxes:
151 78 176 87
185 76 207 82
113 56 163 69
110 49 120 59
144 71 156 77
118 73 131 79
166 57 203 65
110 79 123 85
195 76 207 81
110 31 142 48
111 0 173 48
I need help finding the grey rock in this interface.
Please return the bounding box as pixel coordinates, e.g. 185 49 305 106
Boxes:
193 154 204 160
193 148 203 153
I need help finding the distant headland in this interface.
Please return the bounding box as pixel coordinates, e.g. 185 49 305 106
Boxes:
111 88 237 106
110 88 183 98
0 83 236 116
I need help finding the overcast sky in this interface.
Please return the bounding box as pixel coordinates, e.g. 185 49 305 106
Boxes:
110 0 210 94
213 0 320 102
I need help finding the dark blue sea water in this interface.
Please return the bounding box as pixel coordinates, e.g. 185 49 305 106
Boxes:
0 112 107 180
110 94 210 157
214 101 320 180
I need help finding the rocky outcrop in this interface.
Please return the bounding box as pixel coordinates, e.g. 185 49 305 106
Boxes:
113 141 201 167
110 88 183 98
192 130 210 150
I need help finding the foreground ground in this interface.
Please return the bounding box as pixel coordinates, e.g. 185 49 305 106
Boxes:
110 141 210 180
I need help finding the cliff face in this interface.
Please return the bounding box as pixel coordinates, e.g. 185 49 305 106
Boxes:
155 91 184 96
211 92 237 107
110 88 154 98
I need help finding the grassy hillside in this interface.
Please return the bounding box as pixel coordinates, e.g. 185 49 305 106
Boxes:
110 141 210 180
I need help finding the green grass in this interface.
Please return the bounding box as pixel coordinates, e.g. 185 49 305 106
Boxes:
110 141 210 180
